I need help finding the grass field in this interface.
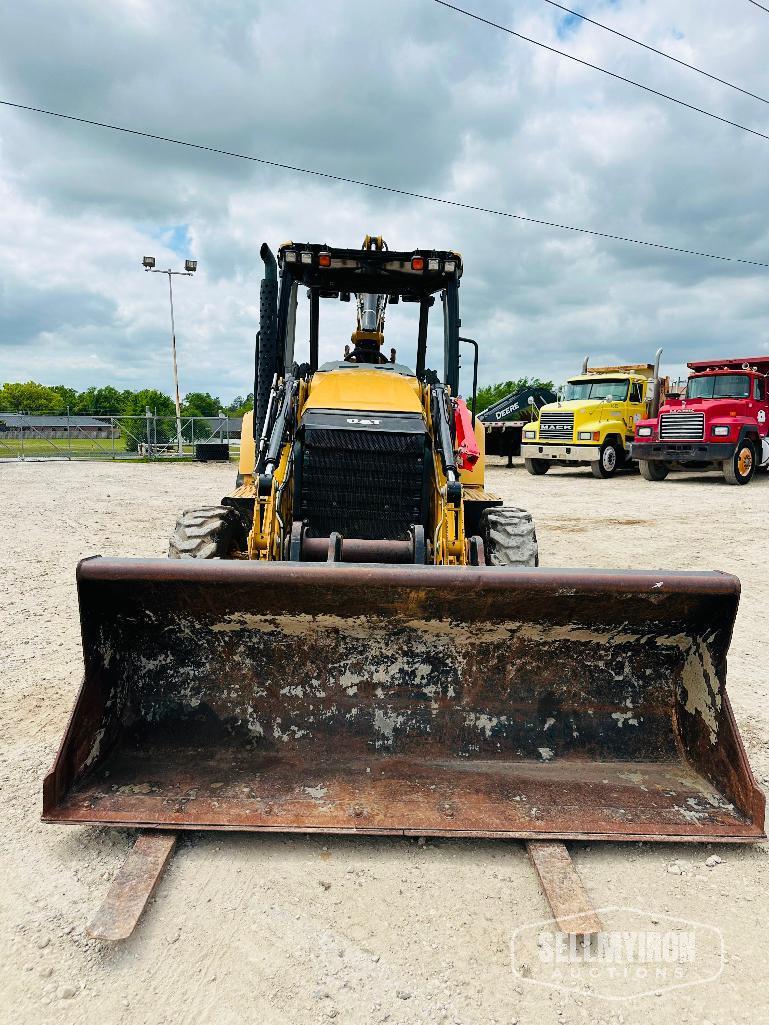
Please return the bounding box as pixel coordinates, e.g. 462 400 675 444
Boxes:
0 437 120 457
0 437 238 459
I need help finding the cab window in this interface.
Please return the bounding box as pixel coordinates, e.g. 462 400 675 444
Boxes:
564 379 629 401
755 377 765 401
629 382 643 403
687 374 750 399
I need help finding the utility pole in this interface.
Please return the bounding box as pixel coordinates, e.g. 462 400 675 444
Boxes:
142 255 197 456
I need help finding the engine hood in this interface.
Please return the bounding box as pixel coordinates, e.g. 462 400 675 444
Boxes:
661 398 749 419
541 399 612 415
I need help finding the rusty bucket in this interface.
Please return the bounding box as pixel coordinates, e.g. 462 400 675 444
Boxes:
43 558 765 842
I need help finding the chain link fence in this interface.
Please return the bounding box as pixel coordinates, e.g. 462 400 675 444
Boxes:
0 412 242 462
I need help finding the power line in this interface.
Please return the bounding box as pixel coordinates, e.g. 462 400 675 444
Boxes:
433 1 769 145
542 0 769 106
747 0 769 13
1 98 768 269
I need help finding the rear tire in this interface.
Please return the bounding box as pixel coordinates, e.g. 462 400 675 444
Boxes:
168 505 242 559
481 507 538 568
524 458 550 476
640 459 669 482
722 440 756 485
590 439 621 479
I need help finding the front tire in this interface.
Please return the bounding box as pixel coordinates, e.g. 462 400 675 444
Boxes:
168 505 243 559
524 458 550 476
722 440 756 486
590 439 621 479
640 459 670 481
480 507 538 568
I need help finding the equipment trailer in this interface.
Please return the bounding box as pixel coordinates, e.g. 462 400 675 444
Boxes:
479 384 556 466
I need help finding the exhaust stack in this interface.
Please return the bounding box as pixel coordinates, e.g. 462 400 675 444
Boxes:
649 347 664 418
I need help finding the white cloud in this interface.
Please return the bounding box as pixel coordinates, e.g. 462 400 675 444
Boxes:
0 0 768 401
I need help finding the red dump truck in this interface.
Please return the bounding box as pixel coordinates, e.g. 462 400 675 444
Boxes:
632 356 769 485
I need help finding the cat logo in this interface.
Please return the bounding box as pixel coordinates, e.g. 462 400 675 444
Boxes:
346 417 381 426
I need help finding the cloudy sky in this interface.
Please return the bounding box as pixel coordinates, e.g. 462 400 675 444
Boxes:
1 0 768 402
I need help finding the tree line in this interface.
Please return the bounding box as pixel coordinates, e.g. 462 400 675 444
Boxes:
0 381 255 418
1 377 552 421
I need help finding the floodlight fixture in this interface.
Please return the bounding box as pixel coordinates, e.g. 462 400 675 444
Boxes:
142 256 156 269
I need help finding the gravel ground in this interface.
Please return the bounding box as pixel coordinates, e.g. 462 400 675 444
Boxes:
1 457 768 1025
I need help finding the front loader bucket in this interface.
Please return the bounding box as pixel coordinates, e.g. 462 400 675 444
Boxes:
44 559 765 843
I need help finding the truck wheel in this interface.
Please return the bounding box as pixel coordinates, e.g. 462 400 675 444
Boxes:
722 440 756 486
480 507 538 568
524 458 550 476
640 460 669 482
590 439 621 479
168 505 242 559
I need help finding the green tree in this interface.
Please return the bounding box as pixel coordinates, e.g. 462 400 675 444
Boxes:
226 393 253 415
74 386 132 415
0 381 66 413
124 389 175 417
182 392 222 417
50 385 80 410
474 378 554 418
180 391 225 443
120 389 176 451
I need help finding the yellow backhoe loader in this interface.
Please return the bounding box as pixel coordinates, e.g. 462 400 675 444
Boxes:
44 238 764 846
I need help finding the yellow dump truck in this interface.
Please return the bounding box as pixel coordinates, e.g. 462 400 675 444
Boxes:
521 350 664 478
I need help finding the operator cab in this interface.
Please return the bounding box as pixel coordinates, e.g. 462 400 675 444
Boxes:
276 238 463 389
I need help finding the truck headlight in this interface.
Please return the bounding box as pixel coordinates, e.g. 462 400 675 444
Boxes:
712 425 730 437
523 429 536 439
577 431 593 441
636 426 653 438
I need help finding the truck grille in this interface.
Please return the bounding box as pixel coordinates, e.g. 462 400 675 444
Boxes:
659 412 705 441
539 412 574 441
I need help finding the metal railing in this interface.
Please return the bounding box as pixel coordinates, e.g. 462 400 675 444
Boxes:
0 412 242 462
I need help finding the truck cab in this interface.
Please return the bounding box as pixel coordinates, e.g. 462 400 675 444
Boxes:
521 350 663 478
632 357 769 485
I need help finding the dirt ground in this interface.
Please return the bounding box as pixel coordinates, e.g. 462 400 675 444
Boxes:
2 457 768 1025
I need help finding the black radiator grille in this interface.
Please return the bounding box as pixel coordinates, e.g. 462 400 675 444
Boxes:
301 428 425 540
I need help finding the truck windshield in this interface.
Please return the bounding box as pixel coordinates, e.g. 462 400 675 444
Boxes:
686 374 750 399
564 379 628 401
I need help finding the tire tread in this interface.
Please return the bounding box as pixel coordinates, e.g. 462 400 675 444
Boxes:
168 505 240 559
481 507 538 568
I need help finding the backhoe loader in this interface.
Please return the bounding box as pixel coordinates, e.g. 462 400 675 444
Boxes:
43 238 764 844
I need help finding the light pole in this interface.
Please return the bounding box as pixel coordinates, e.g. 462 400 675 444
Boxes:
142 255 197 455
